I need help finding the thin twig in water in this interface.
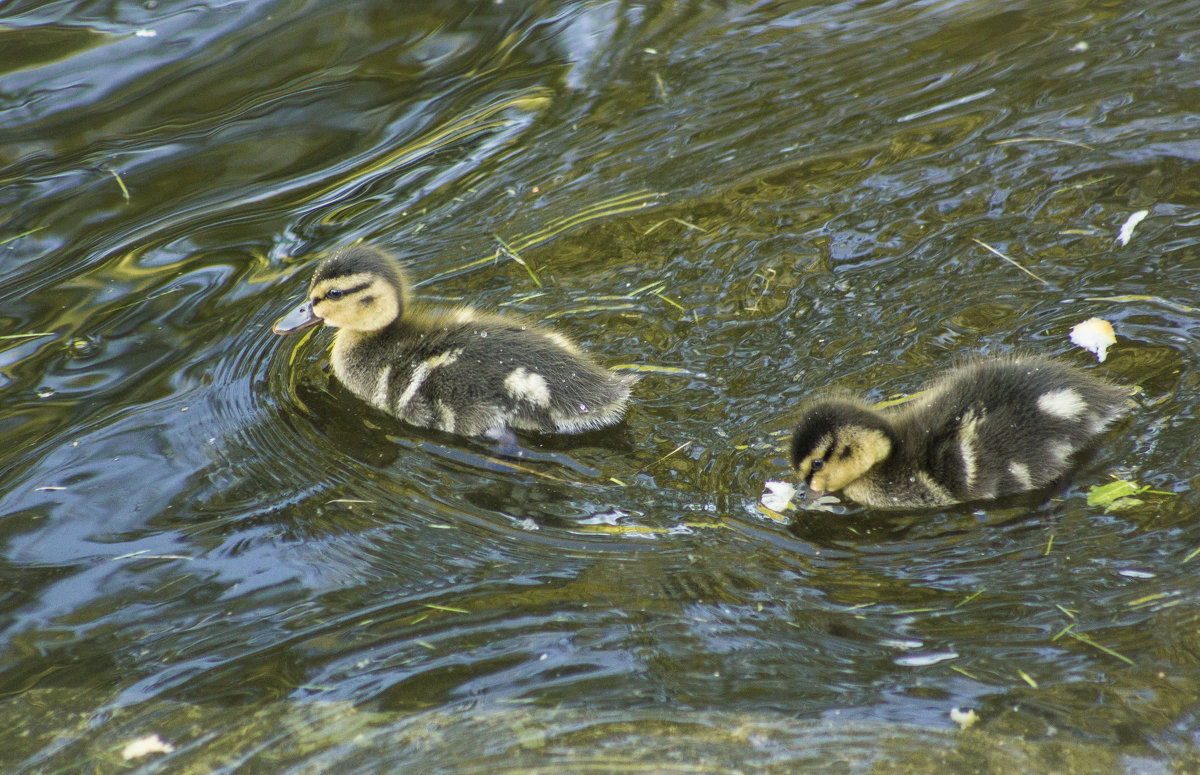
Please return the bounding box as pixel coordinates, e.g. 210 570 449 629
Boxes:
653 291 686 312
607 364 689 374
541 304 635 320
1086 295 1198 314
1067 632 1134 666
106 167 131 202
630 279 668 295
643 217 705 236
632 441 692 478
955 588 985 608
0 226 46 247
495 235 541 287
653 441 691 466
991 137 1096 151
424 191 660 283
479 457 572 482
745 267 776 312
971 238 1049 285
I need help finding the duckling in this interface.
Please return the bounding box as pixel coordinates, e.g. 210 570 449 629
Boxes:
790 356 1130 510
273 245 636 446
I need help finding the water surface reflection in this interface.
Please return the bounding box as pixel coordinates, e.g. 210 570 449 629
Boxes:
2 0 1199 771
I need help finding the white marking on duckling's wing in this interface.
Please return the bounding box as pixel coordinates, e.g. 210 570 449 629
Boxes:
916 471 955 506
1008 461 1033 489
476 409 509 440
395 362 430 414
544 330 578 352
1088 404 1125 434
392 349 462 418
372 364 393 410
958 409 983 489
434 400 456 432
504 367 552 407
1047 440 1074 466
1037 389 1087 420
425 348 463 370
549 402 625 433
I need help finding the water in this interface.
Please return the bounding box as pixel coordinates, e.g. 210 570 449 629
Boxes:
3 0 1200 771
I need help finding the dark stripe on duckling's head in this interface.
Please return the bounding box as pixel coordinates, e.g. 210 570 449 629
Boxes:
307 245 412 330
790 400 888 468
311 245 408 292
303 246 413 332
318 281 370 302
791 399 896 493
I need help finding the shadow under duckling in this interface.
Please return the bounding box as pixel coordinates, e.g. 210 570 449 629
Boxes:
789 355 1131 510
273 245 636 456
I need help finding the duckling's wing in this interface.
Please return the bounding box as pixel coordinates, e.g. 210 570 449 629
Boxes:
920 408 977 501
409 319 631 436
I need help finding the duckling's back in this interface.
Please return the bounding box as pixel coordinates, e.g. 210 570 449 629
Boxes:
333 308 635 439
889 356 1129 503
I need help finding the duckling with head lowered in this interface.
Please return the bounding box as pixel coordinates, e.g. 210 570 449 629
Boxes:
273 245 636 448
790 355 1130 510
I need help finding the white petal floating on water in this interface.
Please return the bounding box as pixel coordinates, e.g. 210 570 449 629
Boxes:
950 707 979 730
895 650 959 667
1117 209 1149 246
760 480 796 512
122 734 174 760
1069 317 1116 362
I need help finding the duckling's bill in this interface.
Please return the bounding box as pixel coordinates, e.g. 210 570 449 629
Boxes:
273 301 320 334
792 480 842 509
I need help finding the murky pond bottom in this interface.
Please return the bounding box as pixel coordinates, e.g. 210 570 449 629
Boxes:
10 689 1192 773
3 0 1200 772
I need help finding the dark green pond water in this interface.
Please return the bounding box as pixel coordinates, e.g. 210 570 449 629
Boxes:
4 0 1200 772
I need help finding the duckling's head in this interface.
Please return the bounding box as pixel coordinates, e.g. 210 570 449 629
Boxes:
790 400 894 496
273 245 410 334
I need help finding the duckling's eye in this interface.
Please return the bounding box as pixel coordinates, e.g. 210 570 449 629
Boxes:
810 459 825 473
325 288 344 301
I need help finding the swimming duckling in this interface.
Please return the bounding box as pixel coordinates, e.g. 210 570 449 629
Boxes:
273 245 636 446
790 356 1130 510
